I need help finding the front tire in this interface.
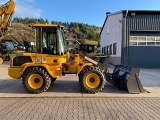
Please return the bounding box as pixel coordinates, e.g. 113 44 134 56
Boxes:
79 66 106 93
22 67 51 94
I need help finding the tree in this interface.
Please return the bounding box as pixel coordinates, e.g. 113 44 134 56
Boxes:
12 17 101 41
45 19 49 24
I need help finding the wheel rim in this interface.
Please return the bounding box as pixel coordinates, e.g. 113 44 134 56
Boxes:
94 57 100 62
28 74 43 89
86 73 100 88
0 57 3 64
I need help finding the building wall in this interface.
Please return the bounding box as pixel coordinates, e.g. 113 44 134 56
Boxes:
122 11 160 68
101 10 160 68
100 13 123 65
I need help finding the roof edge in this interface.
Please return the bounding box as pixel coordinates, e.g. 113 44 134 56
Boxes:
100 10 123 35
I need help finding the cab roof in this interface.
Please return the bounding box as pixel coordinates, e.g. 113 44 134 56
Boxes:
32 23 64 28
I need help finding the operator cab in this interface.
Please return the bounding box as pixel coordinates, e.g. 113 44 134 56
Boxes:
33 24 68 55
80 44 95 53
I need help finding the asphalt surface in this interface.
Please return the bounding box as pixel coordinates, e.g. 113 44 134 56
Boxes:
0 61 160 98
0 61 160 120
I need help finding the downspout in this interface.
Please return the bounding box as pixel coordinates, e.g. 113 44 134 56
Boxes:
125 10 129 65
121 10 128 65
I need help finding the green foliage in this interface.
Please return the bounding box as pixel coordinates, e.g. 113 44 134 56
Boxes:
12 18 100 41
13 17 49 24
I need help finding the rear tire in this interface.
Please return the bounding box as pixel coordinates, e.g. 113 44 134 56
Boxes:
79 66 106 93
22 67 51 94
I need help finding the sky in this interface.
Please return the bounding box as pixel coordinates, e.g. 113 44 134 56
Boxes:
1 0 160 27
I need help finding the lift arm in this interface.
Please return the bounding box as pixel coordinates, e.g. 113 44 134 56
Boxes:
0 0 15 36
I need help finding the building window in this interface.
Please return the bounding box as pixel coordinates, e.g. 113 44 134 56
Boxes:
130 36 160 46
109 44 112 55
102 48 104 53
107 46 109 55
103 47 106 55
113 43 117 55
130 36 137 45
105 46 107 55
102 47 104 54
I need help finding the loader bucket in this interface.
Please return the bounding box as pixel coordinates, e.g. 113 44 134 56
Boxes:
106 65 147 94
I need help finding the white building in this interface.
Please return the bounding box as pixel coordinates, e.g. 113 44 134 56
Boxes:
100 10 160 68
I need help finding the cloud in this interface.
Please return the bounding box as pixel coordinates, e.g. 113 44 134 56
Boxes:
0 0 41 18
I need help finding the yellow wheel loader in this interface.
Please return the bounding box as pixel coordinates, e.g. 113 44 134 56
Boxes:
69 44 104 62
8 24 147 94
0 42 12 63
8 24 107 94
79 44 104 62
0 40 25 64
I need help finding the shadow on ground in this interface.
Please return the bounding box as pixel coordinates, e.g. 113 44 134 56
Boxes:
0 78 130 95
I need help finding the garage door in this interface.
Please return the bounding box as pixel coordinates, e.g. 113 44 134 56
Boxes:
128 32 160 68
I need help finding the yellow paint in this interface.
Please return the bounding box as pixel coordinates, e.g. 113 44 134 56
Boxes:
63 54 93 74
8 67 22 79
28 74 43 89
86 73 100 88
32 24 63 28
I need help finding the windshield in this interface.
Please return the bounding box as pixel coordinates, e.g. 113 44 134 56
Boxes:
43 31 57 55
57 29 68 55
34 27 68 55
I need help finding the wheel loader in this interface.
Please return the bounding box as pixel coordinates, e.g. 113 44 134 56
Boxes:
8 23 147 94
0 41 25 64
79 44 104 62
69 44 105 63
0 42 12 64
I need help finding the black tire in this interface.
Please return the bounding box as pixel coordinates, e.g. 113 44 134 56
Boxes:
79 66 106 93
22 67 51 94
